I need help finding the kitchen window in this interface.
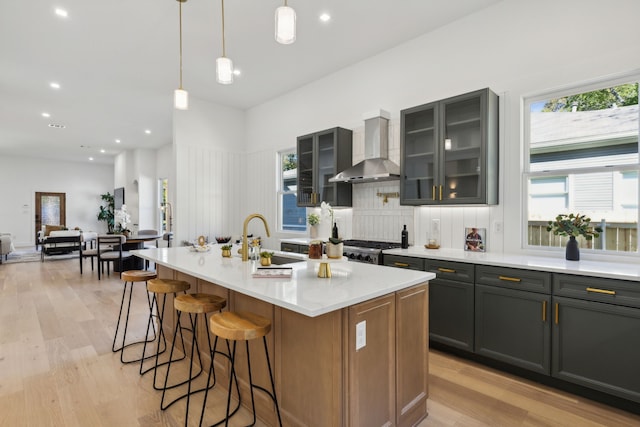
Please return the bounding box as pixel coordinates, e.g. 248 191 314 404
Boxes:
524 77 639 253
278 149 307 233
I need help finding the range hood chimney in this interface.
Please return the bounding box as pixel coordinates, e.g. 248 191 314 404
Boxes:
329 109 400 183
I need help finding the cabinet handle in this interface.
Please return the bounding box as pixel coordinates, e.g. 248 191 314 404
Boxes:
312 192 317 205
432 186 436 201
542 300 547 322
498 275 522 282
586 287 616 295
439 185 443 201
282 248 293 252
555 303 559 325
394 262 410 267
437 267 456 273
301 249 309 254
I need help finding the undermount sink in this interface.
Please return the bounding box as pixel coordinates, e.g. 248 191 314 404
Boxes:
269 255 305 265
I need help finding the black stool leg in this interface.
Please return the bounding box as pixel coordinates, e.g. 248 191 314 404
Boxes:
262 336 283 427
112 280 157 364
200 337 241 427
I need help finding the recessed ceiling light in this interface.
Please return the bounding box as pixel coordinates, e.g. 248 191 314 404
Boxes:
233 69 241 76
319 13 331 22
100 149 106 153
115 139 121 143
41 112 51 118
55 8 68 18
145 129 151 134
50 82 61 89
48 123 66 129
89 157 94 161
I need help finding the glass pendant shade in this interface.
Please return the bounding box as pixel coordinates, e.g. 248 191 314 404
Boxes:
275 6 296 44
216 57 234 84
174 88 188 110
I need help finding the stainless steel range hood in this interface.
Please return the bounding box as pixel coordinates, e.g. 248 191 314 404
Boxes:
329 110 400 183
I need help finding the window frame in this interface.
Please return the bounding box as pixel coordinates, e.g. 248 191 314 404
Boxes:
277 148 307 234
522 72 640 255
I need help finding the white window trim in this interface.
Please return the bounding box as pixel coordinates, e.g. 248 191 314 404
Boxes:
522 71 640 257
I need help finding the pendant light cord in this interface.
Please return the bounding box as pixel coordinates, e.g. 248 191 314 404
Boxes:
221 0 226 57
178 1 184 89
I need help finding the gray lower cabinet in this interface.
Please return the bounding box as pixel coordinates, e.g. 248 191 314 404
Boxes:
552 274 640 403
425 260 474 351
474 266 551 375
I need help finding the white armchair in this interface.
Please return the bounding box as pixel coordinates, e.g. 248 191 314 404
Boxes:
1 233 15 263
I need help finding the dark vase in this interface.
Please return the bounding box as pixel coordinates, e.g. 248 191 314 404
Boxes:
566 236 579 261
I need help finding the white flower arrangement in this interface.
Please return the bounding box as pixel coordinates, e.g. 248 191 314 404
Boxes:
114 204 131 232
320 201 333 226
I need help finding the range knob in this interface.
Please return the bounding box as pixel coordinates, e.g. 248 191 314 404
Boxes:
348 253 356 260
356 254 363 260
364 255 372 262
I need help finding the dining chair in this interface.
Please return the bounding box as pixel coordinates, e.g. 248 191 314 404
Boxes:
97 235 132 280
138 229 159 269
80 235 113 274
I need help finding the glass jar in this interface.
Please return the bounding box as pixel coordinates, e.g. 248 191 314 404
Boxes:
308 240 323 259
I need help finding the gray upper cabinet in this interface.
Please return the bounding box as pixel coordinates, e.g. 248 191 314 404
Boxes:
297 127 353 207
400 88 498 205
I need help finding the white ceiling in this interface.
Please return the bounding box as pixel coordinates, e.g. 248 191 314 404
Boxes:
0 0 500 165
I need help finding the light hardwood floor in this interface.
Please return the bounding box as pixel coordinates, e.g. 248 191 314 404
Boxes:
1 257 639 426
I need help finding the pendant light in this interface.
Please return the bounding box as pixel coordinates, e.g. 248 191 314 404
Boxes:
275 0 296 44
216 0 233 84
174 0 188 110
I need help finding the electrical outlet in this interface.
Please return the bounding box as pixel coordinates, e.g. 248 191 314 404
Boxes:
493 221 503 233
356 321 366 350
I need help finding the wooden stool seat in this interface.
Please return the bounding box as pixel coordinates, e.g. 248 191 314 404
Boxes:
209 311 271 341
147 278 190 294
202 310 282 426
121 270 157 282
174 293 226 314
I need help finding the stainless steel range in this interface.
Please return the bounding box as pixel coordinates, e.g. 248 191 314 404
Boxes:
342 240 402 264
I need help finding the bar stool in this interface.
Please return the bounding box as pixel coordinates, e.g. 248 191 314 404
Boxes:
202 311 283 427
112 270 157 364
139 278 191 388
161 293 227 427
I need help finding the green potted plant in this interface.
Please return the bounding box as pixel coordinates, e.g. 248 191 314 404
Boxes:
97 192 115 233
221 244 233 257
546 213 602 260
307 213 320 238
260 251 274 266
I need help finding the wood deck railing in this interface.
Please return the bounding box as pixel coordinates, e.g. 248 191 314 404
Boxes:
528 221 638 252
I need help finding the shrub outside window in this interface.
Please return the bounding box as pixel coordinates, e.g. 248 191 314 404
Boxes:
278 149 307 232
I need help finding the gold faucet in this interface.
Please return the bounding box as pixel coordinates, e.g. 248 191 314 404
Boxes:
242 213 271 261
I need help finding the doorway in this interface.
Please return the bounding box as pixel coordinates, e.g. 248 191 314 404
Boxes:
35 192 66 245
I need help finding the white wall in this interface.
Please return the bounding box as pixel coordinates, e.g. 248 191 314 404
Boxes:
243 0 640 254
173 97 247 246
0 155 113 247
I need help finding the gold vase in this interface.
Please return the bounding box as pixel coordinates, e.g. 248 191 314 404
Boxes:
221 249 231 258
260 257 271 266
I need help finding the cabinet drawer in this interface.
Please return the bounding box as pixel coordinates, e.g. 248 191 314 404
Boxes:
425 260 474 283
476 265 551 294
384 255 424 271
280 242 299 253
553 274 640 309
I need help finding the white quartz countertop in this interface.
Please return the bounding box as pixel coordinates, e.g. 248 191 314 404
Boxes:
383 247 640 282
133 246 435 317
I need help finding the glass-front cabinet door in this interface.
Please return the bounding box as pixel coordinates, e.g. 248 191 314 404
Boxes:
400 88 498 205
316 130 336 204
441 91 484 203
297 134 315 206
401 103 437 204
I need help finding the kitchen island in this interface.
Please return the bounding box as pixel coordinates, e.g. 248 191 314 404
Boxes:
134 246 435 427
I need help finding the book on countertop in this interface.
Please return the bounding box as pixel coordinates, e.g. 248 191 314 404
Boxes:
252 267 293 278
